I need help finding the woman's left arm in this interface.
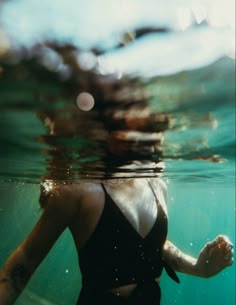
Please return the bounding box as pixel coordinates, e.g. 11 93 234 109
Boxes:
163 235 234 278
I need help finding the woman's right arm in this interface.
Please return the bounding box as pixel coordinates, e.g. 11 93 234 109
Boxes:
0 185 78 305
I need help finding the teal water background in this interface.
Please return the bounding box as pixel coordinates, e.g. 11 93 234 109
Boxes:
0 0 235 304
0 180 235 305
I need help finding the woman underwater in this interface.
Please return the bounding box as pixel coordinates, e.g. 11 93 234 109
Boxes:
0 109 234 305
0 46 234 305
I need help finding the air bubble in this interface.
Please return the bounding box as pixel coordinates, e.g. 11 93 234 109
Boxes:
76 92 95 111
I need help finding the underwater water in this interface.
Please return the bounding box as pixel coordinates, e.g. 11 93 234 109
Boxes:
0 181 235 305
0 0 235 304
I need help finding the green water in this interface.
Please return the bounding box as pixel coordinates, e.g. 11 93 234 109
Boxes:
0 180 234 305
0 1 235 304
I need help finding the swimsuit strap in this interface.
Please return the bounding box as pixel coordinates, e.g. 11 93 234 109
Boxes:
147 179 180 284
147 179 161 208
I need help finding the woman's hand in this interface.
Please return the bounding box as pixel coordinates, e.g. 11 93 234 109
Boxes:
195 235 234 278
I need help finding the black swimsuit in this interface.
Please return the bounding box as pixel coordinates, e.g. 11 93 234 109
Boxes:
77 182 179 305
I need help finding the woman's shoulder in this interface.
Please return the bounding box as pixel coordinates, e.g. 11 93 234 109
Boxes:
58 182 103 210
40 180 104 218
148 177 168 214
40 180 102 197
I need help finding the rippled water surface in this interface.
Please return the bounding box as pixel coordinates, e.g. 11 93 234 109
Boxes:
0 0 235 184
0 50 235 183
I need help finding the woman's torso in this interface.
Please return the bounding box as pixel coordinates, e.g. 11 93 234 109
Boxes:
40 178 168 297
70 179 166 248
70 178 167 295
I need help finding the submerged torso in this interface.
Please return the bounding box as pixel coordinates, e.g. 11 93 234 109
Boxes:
40 178 168 296
69 178 167 247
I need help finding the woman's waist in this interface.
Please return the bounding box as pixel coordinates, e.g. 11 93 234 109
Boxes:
110 277 161 297
78 277 161 304
82 272 162 295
